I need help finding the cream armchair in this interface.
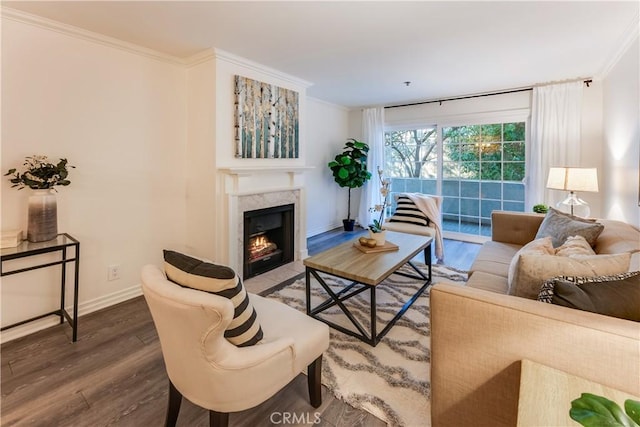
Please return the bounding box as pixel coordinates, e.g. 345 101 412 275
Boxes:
141 265 330 426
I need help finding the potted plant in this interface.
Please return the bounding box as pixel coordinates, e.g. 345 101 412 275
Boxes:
328 139 372 231
5 155 75 242
533 204 549 214
368 167 390 245
570 393 640 426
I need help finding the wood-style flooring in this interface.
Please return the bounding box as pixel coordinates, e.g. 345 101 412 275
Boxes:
1 229 480 426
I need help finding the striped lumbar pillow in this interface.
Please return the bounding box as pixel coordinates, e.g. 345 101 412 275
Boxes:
388 196 430 227
163 250 264 347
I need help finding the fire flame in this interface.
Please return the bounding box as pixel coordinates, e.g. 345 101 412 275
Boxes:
250 235 270 252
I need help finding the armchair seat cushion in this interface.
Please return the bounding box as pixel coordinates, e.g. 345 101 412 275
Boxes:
251 295 330 373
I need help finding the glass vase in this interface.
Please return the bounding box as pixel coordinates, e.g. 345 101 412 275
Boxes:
27 189 58 242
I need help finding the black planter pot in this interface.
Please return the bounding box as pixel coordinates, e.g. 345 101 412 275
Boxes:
342 219 355 231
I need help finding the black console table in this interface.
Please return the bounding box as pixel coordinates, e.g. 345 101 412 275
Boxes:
1 233 80 342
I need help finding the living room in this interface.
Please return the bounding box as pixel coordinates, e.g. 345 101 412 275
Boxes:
1 1 639 425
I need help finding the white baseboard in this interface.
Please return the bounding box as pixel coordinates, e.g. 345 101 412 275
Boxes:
0 284 143 344
306 221 342 238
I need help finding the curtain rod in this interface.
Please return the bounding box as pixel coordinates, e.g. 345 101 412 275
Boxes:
384 79 593 109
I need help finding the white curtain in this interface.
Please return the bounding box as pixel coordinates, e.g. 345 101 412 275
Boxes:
357 107 385 229
527 81 583 210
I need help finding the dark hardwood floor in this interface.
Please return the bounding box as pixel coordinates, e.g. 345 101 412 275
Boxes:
1 229 480 426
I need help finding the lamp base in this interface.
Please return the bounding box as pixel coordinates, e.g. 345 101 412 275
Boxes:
556 192 590 218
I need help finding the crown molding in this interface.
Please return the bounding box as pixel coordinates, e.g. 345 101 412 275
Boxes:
213 48 314 89
2 7 318 87
1 7 186 66
307 96 350 112
184 48 216 67
597 14 640 79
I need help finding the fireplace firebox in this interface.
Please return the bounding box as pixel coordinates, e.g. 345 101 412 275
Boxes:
243 204 294 279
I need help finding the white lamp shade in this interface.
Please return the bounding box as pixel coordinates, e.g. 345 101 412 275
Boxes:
546 167 598 192
546 167 568 190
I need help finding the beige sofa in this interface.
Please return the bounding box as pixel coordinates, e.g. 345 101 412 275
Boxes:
466 211 640 293
430 211 640 426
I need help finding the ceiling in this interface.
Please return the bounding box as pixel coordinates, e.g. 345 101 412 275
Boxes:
3 1 639 108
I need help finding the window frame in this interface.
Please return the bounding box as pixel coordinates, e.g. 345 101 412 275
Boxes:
383 110 530 243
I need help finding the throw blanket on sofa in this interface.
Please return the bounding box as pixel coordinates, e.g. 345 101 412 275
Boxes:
405 193 444 262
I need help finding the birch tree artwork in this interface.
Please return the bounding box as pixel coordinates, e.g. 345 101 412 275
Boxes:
234 75 299 159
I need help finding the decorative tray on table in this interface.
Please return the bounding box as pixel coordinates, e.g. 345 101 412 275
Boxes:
353 240 399 253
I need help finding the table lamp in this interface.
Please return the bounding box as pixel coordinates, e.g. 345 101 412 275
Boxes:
546 167 598 217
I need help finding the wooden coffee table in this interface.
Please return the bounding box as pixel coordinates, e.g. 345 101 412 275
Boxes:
303 231 432 346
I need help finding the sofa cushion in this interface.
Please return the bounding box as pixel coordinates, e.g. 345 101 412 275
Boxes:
466 271 510 294
507 237 555 293
555 235 596 257
594 219 640 255
537 271 640 321
388 195 430 227
163 250 264 347
470 241 521 279
535 208 604 248
510 252 631 299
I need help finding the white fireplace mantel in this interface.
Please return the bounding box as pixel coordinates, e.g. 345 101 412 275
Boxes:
217 166 310 275
219 166 314 176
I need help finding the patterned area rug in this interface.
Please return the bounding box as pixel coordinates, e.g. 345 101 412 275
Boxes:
261 262 467 427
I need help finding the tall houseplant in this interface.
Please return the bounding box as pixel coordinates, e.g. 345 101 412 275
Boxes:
328 139 372 231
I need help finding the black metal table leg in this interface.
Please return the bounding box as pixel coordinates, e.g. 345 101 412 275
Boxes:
305 240 433 347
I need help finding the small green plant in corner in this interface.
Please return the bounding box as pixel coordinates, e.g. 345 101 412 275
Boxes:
570 393 640 427
533 203 549 214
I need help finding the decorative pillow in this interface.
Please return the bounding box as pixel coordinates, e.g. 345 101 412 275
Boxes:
388 195 430 227
554 235 596 257
163 250 264 347
507 237 555 294
510 252 631 300
535 207 604 248
537 271 640 321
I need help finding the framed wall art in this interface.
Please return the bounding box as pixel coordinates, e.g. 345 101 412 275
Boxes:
234 75 299 159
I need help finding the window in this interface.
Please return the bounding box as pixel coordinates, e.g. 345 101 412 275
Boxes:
384 122 526 238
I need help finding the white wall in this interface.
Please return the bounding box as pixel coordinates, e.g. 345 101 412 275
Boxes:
185 57 217 259
602 37 640 227
305 98 351 236
580 81 605 217
1 16 188 340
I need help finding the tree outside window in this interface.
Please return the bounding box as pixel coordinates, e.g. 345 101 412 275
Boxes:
384 121 526 237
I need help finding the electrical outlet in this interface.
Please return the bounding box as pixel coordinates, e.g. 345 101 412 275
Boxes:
108 264 121 281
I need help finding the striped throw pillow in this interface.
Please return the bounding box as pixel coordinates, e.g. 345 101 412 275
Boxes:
163 250 264 347
388 196 430 227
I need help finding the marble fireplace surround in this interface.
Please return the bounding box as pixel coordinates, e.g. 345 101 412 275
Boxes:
221 167 310 276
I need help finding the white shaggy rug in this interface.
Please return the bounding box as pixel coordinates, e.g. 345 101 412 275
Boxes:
261 263 467 427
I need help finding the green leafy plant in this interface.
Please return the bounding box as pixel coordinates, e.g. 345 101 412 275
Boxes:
5 155 74 191
570 393 640 427
328 139 372 227
533 203 549 214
